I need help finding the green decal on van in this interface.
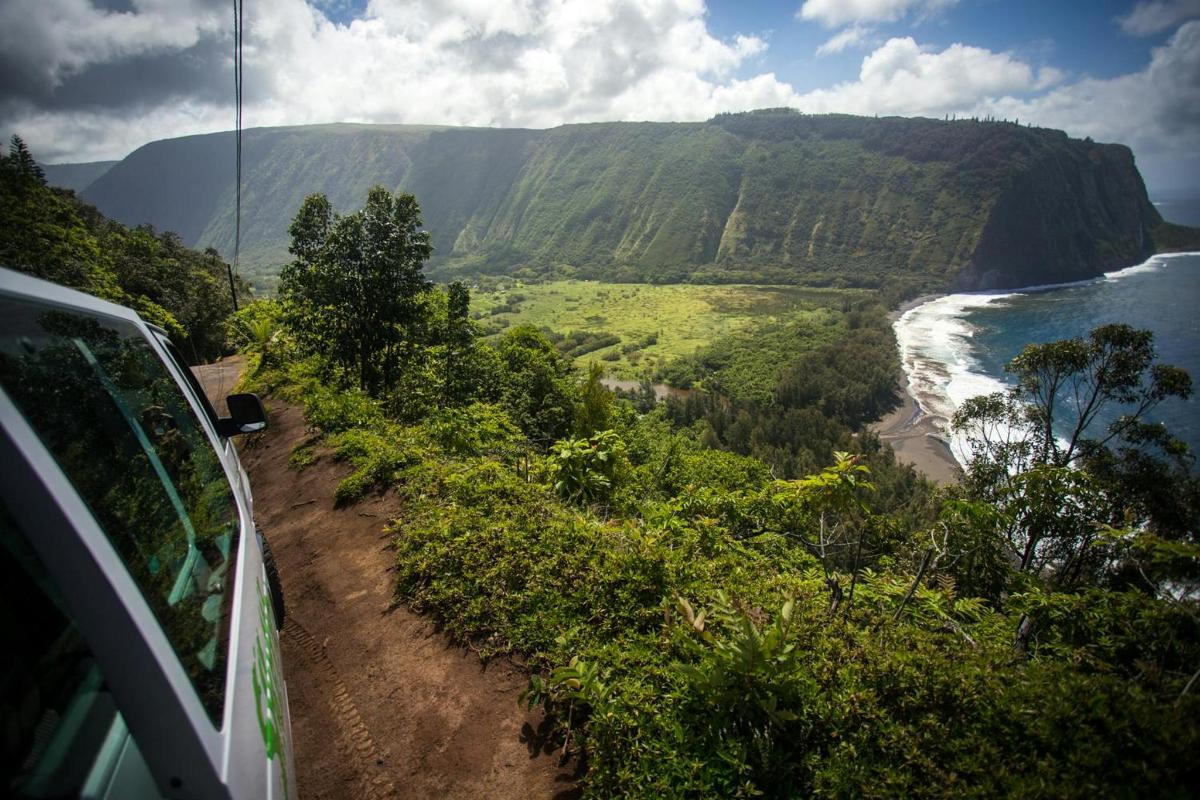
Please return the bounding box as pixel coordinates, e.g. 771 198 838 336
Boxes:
252 576 290 799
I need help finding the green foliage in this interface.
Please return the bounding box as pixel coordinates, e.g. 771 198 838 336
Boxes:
474 280 860 381
0 136 239 362
386 441 1199 797
279 187 433 396
957 324 1192 474
302 383 386 434
575 361 614 436
1010 587 1200 680
496 325 577 443
675 593 809 731
554 330 622 358
661 305 844 403
953 325 1196 590
251 330 1200 797
288 442 319 470
423 402 523 456
226 299 282 353
547 430 628 505
329 425 428 505
927 498 1012 602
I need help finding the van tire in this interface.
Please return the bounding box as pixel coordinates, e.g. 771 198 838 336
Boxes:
261 533 286 629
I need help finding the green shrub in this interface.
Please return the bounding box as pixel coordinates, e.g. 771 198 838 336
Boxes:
303 384 385 434
288 442 319 470
547 430 628 505
329 425 428 505
422 402 523 456
388 443 1200 798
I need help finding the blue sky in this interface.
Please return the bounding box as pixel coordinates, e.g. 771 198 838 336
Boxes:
706 1 1163 87
2 0 1197 189
314 0 1187 88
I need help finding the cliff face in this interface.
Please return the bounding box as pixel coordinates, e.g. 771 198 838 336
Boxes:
40 160 118 193
79 112 1181 292
952 140 1162 290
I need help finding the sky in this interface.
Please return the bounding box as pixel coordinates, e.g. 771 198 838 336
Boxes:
1 0 1197 191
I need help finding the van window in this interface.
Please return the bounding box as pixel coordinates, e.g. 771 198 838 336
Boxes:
0 502 116 798
0 297 237 725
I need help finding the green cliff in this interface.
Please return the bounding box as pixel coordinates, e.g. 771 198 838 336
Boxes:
80 110 1196 292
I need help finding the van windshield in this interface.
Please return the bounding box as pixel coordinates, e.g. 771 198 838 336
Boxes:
0 297 238 726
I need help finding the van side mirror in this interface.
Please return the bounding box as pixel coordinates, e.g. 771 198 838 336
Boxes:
219 393 268 436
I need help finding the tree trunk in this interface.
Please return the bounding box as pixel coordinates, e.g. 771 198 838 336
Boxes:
893 548 934 623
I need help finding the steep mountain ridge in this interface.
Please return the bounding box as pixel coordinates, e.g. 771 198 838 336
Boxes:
80 111 1194 293
41 160 118 192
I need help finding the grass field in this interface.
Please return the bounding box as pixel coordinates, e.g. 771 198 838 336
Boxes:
470 280 866 379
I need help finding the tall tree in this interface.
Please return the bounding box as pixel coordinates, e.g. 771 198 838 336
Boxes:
953 324 1194 587
280 187 432 395
4 135 44 186
442 280 478 405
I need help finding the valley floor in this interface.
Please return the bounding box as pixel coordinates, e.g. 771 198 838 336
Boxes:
195 360 578 800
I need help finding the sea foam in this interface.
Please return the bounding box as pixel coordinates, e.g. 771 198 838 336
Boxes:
894 293 1012 467
891 251 1199 469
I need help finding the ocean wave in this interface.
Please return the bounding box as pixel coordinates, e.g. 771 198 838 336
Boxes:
894 293 1012 468
893 252 1199 470
1105 251 1200 281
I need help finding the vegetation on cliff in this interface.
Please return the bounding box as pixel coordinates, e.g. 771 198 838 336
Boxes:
80 112 1194 295
234 186 1200 798
1 136 239 361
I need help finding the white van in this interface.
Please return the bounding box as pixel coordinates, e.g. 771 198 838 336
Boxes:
0 267 295 799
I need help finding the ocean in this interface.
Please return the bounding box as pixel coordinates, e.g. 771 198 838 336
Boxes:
895 252 1200 468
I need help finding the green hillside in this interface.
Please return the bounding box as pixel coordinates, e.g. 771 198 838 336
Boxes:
2 137 238 361
82 111 1197 294
41 160 118 192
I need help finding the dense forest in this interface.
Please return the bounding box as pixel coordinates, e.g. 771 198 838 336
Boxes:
215 185 1198 797
74 112 1200 295
0 136 239 362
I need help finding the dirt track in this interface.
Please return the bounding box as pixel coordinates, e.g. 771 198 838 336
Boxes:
196 361 578 799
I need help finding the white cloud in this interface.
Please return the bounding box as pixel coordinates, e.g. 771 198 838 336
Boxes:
981 21 1200 157
816 25 870 56
1118 0 1200 36
10 101 232 164
243 0 775 128
2 0 1198 184
796 0 956 28
0 0 225 94
796 37 1047 115
5 0 779 160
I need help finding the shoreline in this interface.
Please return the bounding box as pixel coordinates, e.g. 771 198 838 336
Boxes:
875 291 963 484
888 293 943 323
869 371 963 484
871 250 1199 484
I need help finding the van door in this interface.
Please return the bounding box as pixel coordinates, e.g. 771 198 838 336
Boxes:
0 294 291 798
0 500 163 799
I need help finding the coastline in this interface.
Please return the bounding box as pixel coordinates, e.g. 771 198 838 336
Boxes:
888 293 943 323
870 370 962 484
871 250 1200 484
873 291 964 484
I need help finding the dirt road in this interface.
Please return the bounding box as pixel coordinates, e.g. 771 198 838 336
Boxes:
192 354 245 414
195 362 578 799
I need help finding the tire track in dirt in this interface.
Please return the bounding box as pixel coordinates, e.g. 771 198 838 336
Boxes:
283 617 399 800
